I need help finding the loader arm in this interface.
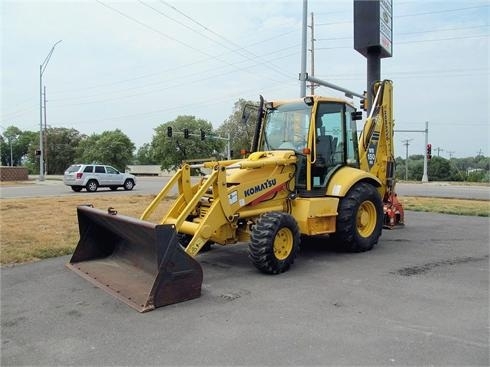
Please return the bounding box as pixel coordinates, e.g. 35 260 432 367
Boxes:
141 152 297 257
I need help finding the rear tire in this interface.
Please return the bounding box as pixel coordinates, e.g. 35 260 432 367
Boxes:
123 179 134 191
333 182 383 252
86 180 98 192
249 212 300 274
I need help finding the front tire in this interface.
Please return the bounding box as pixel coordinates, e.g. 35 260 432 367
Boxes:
249 212 300 274
333 182 383 252
123 179 134 191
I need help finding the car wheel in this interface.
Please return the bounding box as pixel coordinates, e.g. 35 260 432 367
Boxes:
86 180 98 192
71 186 82 192
123 179 134 191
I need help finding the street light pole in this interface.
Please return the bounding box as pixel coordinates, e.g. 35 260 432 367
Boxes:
39 40 62 181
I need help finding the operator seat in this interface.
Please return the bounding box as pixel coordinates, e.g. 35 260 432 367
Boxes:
316 135 337 166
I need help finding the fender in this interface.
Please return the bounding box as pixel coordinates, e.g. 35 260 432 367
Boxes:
326 166 381 197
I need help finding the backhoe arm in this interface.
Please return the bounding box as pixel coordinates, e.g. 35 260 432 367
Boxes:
358 80 404 227
358 80 395 199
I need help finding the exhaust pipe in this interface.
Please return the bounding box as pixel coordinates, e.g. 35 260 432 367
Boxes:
66 205 203 312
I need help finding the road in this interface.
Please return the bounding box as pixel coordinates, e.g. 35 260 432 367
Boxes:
1 211 489 366
1 176 489 200
395 182 490 200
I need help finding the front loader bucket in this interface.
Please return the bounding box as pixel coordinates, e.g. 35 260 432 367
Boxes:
66 205 203 312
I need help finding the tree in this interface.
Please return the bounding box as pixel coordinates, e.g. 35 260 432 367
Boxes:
135 143 158 165
45 127 84 174
1 127 39 170
75 129 135 171
151 116 223 170
0 126 21 166
216 98 258 158
427 156 453 181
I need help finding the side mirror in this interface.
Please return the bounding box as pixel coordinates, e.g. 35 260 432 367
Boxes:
241 101 260 124
241 109 251 124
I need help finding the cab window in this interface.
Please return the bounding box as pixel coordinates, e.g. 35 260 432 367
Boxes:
345 105 360 167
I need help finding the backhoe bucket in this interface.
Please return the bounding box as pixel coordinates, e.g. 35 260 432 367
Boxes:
66 205 203 312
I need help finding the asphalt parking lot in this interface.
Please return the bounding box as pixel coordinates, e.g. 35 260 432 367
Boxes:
1 211 489 366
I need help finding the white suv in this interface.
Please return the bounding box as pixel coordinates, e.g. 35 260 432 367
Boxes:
63 164 136 192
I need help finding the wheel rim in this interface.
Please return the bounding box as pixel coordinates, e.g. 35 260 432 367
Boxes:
125 181 133 189
273 227 294 260
357 200 377 238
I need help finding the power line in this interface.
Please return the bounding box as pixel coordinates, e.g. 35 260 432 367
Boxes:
96 1 287 86
316 33 489 50
316 5 489 27
48 48 299 106
140 1 291 79
397 4 490 18
316 24 489 42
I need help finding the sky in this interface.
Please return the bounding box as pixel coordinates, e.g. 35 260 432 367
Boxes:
1 0 488 159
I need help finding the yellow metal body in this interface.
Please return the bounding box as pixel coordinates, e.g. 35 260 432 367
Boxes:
139 80 398 257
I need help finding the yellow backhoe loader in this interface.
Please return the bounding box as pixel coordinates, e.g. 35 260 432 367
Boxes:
67 80 404 312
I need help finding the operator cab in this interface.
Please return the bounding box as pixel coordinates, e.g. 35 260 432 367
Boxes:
260 96 360 196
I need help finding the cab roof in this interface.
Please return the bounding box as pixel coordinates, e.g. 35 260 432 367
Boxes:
268 95 356 109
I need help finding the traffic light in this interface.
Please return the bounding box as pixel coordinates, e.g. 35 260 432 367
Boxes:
184 128 189 139
426 144 432 160
360 91 369 111
200 129 205 141
167 126 172 137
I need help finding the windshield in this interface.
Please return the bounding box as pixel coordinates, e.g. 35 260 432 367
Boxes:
262 102 311 152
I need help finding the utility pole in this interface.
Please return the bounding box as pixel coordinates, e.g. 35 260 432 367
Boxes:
308 12 316 95
435 147 444 157
447 151 455 159
396 121 429 182
402 139 413 180
299 0 308 97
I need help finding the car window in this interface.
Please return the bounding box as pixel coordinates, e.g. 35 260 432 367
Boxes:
106 166 118 174
83 166 93 173
67 165 81 173
95 166 105 173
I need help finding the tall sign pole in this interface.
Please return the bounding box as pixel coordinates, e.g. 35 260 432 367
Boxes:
354 0 393 104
